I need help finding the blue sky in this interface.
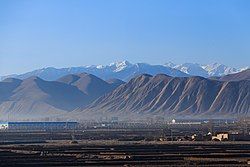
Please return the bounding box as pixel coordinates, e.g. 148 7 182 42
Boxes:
0 0 250 75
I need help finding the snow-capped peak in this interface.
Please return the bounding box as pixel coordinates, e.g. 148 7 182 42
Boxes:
96 65 105 69
109 60 132 72
240 66 249 72
171 63 208 77
1 61 247 82
165 62 243 77
164 62 176 68
202 63 238 76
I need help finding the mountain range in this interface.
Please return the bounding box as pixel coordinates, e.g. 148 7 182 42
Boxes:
76 70 250 120
164 62 248 77
0 66 249 121
0 73 124 120
1 61 248 81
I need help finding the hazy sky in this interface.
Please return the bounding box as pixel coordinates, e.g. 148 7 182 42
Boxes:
0 0 250 75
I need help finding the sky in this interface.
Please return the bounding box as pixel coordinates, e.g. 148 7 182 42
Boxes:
0 0 250 75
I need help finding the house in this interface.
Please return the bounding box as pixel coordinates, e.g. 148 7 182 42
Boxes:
212 132 229 141
0 122 8 130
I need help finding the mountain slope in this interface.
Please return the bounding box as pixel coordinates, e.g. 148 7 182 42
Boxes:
77 74 250 120
0 78 22 102
0 77 87 120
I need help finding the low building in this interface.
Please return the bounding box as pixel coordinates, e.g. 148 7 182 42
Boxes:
0 122 8 130
212 132 229 141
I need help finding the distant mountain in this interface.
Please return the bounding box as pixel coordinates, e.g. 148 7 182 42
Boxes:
213 69 250 81
2 61 246 81
75 74 250 120
202 63 239 76
0 73 123 120
164 62 247 77
172 63 209 77
0 61 189 81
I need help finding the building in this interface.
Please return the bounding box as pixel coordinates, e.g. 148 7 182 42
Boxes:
0 122 8 130
171 119 176 124
2 122 78 131
212 132 229 141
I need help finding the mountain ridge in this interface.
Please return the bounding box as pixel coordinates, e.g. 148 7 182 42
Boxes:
0 69 249 121
0 73 124 120
2 61 247 81
74 72 250 120
164 62 248 77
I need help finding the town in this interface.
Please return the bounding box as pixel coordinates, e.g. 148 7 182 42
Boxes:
1 117 250 142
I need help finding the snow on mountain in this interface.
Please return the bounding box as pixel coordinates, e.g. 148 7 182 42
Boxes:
1 61 188 81
202 63 238 76
173 63 209 77
164 62 176 68
1 61 247 81
164 62 244 77
109 60 133 72
240 66 250 72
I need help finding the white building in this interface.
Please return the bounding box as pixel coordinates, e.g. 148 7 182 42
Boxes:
0 122 8 130
212 132 229 141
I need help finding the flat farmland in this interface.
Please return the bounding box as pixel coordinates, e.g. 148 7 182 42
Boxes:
0 140 250 166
